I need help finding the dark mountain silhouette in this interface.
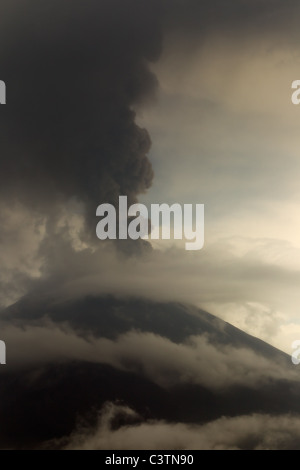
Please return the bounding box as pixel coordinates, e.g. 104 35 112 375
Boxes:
0 295 299 449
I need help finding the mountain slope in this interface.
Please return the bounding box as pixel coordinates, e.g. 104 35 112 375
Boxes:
0 295 299 449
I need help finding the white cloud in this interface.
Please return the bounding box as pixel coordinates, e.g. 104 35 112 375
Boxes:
63 402 300 450
1 324 297 389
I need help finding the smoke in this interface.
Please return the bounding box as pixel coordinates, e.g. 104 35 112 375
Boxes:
0 0 298 245
0 0 161 241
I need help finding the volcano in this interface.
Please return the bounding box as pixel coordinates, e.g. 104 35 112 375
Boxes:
0 295 299 449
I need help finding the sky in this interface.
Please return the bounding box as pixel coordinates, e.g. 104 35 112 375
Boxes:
1 0 300 449
138 1 300 353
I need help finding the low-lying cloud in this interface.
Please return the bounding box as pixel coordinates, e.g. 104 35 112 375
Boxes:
61 402 300 450
1 323 297 390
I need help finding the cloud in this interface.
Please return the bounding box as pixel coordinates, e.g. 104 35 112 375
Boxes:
2 202 300 355
62 402 300 450
3 222 300 353
0 0 162 241
1 0 299 238
1 320 297 390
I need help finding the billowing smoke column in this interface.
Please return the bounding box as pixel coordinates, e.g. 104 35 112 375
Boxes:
0 0 161 237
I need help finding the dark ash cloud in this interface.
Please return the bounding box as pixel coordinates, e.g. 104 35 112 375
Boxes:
0 0 162 239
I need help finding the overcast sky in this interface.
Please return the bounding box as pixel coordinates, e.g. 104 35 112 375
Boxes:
135 2 300 353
